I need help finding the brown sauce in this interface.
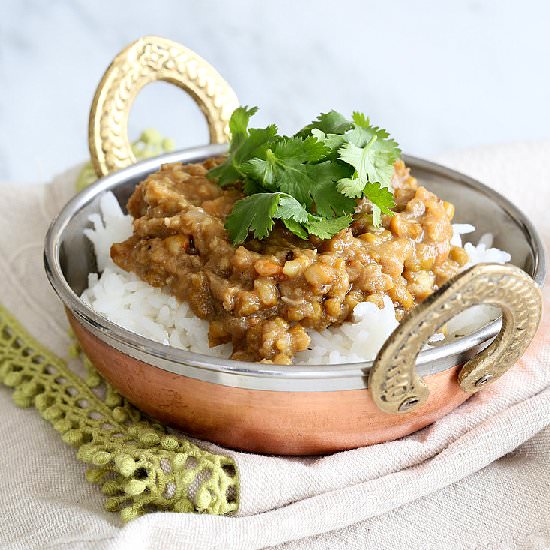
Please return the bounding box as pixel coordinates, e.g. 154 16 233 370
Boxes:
111 158 468 364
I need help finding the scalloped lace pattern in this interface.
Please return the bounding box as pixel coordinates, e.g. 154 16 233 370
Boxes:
0 304 238 521
1 131 238 521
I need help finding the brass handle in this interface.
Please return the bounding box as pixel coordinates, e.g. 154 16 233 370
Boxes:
88 35 239 177
369 263 542 414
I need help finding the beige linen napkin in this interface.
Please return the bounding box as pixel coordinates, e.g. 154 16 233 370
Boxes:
0 143 548 550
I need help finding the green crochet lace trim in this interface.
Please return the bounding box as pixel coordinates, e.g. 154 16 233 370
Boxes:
0 304 238 521
0 130 239 521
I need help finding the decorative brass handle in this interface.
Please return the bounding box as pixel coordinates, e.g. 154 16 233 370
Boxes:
369 263 543 414
89 35 239 177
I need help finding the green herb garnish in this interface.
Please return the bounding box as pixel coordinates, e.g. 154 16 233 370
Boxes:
208 107 401 245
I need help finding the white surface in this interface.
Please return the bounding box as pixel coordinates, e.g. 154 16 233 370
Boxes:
1 0 550 183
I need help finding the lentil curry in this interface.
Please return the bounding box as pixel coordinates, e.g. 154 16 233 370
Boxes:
111 158 469 364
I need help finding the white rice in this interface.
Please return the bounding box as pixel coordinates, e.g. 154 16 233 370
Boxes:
81 193 511 364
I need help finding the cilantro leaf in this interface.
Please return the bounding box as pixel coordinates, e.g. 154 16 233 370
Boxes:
225 193 280 244
225 192 310 245
296 110 353 138
242 177 266 195
336 177 395 224
207 159 241 187
336 176 363 198
274 136 329 163
274 162 314 208
303 136 331 162
281 218 308 239
305 214 353 239
243 137 329 208
229 105 258 137
276 194 309 223
212 106 401 242
207 106 256 185
242 157 276 189
234 125 278 165
362 182 396 215
346 115 394 145
338 135 398 190
307 162 355 217
208 106 278 186
277 195 311 240
310 129 347 158
351 111 370 129
364 182 396 226
333 114 400 226
242 139 351 216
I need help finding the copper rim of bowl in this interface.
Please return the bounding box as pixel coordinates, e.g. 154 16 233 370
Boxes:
43 144 547 392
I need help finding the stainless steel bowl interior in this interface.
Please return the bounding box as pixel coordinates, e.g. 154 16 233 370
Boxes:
44 145 547 391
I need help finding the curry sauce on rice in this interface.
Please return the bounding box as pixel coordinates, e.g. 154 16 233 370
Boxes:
110 157 468 364
81 108 509 365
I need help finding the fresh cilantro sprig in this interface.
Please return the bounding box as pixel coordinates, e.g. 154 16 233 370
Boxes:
224 192 352 244
208 106 400 245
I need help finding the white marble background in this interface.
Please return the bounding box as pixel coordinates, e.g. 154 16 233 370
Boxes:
1 0 549 183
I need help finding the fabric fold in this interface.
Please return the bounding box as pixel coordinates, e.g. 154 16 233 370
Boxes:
0 141 548 549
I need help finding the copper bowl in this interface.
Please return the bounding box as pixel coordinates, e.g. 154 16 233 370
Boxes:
43 145 546 455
